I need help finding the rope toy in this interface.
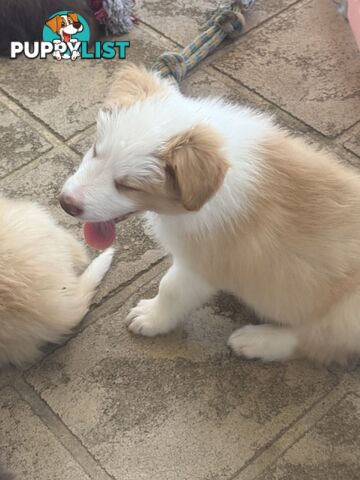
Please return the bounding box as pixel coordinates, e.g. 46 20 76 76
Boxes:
152 0 256 85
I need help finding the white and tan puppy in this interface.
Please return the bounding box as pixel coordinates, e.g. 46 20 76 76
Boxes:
61 64 360 365
0 197 113 366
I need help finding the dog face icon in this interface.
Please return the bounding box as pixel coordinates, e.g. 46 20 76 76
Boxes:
45 12 84 61
46 12 83 43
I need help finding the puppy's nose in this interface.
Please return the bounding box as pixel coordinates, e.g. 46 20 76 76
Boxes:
73 21 81 29
59 194 83 217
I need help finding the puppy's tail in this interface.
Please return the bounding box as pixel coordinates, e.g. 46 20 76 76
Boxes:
78 247 114 304
61 247 114 329
79 247 114 294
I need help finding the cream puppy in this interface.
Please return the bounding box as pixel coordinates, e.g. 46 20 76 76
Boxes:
0 197 113 366
61 64 360 365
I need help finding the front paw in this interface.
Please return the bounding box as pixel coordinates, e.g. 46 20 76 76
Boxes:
71 50 80 61
228 325 297 362
126 298 172 337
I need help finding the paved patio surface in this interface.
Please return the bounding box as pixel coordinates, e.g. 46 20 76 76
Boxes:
0 1 360 479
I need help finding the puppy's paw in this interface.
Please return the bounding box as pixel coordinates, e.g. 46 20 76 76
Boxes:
71 50 80 61
228 325 298 362
53 51 62 61
126 298 173 337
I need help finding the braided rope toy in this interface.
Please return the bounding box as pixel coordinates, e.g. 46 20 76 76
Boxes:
152 0 256 85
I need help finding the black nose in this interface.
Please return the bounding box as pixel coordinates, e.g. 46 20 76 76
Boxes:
59 194 83 217
73 21 81 29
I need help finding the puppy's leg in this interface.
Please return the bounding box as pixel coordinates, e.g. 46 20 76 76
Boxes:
228 325 299 362
127 264 214 336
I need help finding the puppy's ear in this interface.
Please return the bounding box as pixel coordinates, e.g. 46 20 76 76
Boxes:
105 63 170 108
160 124 229 211
68 12 79 23
46 15 61 33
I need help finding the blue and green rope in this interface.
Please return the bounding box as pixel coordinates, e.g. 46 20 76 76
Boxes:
152 0 256 85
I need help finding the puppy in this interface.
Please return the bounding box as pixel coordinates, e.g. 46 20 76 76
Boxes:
0 197 113 367
46 12 84 42
61 64 360 365
45 11 84 60
0 0 102 57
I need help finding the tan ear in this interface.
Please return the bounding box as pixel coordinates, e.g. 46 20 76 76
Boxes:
68 12 79 23
46 15 61 33
105 63 170 108
160 124 229 211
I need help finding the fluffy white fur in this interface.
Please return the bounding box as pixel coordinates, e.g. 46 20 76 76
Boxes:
0 197 113 367
61 65 360 365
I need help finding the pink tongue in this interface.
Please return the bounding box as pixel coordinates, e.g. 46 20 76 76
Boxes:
83 221 116 250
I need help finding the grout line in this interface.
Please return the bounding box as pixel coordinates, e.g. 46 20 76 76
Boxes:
0 87 67 144
335 119 360 138
211 63 360 160
229 379 350 480
210 65 332 139
335 120 360 158
139 0 303 51
241 0 304 37
0 89 63 148
0 143 78 183
140 5 349 145
66 121 97 144
89 255 167 312
11 375 116 480
343 145 360 160
140 0 303 48
0 87 97 158
23 257 169 371
0 152 50 182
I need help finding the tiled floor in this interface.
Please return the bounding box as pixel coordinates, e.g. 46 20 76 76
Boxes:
0 1 359 479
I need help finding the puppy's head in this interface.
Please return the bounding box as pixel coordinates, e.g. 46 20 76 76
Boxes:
46 13 83 37
60 65 229 224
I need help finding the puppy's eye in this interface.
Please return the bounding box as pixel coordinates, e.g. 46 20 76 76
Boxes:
114 179 138 192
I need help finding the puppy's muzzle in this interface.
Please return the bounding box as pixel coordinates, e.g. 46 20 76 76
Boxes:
59 194 83 217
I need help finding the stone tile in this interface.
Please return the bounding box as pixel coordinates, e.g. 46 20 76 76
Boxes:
0 386 90 480
183 66 360 170
344 123 360 158
26 278 340 480
182 66 308 131
0 25 172 140
137 0 298 46
0 102 52 178
255 393 360 480
0 147 163 304
213 0 360 136
69 126 97 155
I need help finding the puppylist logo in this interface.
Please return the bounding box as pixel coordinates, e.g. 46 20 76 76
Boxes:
10 11 130 61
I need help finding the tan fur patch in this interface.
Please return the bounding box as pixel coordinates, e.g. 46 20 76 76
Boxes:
160 124 229 211
248 133 360 320
146 130 360 364
105 63 171 108
68 12 80 24
0 198 108 367
45 15 62 34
